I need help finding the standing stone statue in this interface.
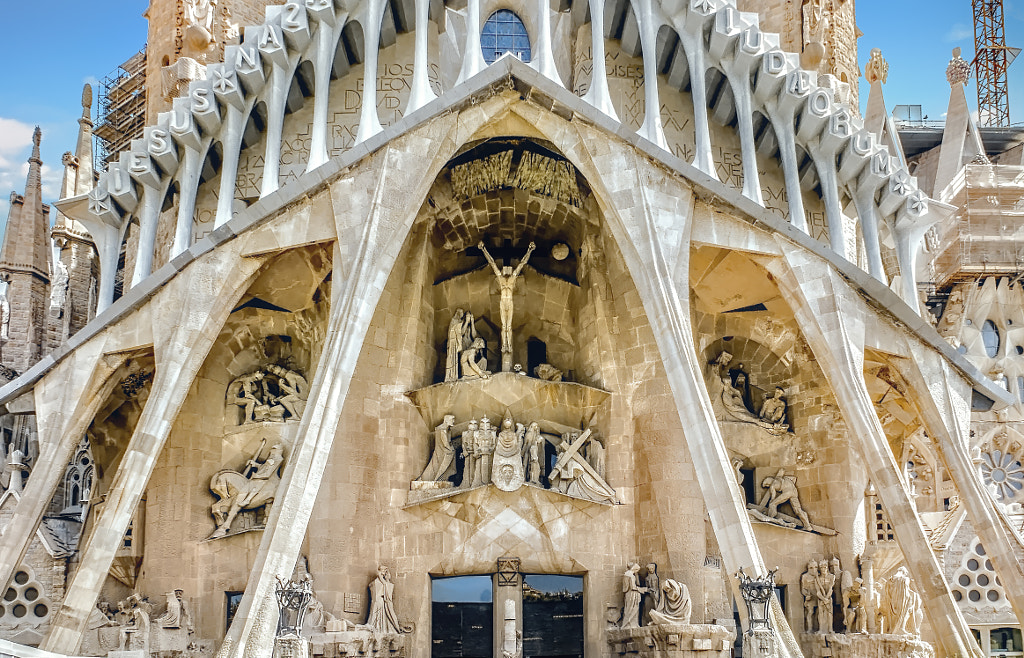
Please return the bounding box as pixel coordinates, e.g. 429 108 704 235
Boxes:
649 579 692 625
50 260 69 316
643 563 662 624
445 309 466 382
491 411 526 491
522 422 544 484
814 559 835 633
460 337 491 379
462 420 479 487
759 388 787 425
833 558 852 631
117 594 151 653
478 241 535 371
620 563 647 630
801 561 818 632
845 578 867 633
365 565 403 634
879 567 923 636
475 417 496 486
417 415 457 483
0 288 10 341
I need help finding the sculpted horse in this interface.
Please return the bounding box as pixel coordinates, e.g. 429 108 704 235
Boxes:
208 443 284 539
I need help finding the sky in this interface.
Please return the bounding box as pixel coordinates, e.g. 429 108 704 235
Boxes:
0 1 1020 225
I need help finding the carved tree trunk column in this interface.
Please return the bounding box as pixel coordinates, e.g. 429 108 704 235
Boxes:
581 0 618 120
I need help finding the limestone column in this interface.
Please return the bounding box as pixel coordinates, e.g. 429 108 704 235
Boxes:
307 8 343 171
573 130 799 656
456 0 486 84
581 0 618 120
766 248 983 658
633 0 667 149
673 4 718 180
41 248 268 654
0 346 123 594
259 25 293 198
900 341 1024 630
356 0 387 143
405 0 437 114
531 0 562 86
130 184 164 286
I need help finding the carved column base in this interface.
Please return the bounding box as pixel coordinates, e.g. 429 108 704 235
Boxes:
743 629 775 657
607 623 734 657
274 635 310 658
501 350 512 372
802 633 935 658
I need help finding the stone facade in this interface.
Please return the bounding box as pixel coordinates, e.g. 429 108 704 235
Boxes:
0 1 1020 658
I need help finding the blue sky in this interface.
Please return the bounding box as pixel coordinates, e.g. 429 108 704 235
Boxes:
0 1 1020 222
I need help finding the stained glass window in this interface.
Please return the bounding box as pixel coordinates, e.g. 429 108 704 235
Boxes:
481 10 531 64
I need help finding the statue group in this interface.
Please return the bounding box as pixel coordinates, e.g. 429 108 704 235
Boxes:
87 590 193 655
414 410 615 503
208 441 285 539
801 559 921 638
708 352 789 434
618 562 692 629
225 365 308 425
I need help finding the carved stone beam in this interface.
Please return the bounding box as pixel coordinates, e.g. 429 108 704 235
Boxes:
258 22 295 197
630 0 667 148
168 100 210 257
308 8 347 170
405 0 436 114
849 144 897 283
894 192 948 313
532 0 563 86
211 53 261 227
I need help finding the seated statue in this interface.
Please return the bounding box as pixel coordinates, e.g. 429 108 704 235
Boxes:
648 579 692 625
209 443 285 539
708 352 789 434
759 387 787 425
460 337 491 379
226 371 266 424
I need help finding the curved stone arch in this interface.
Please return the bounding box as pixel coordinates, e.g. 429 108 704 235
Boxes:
701 336 797 393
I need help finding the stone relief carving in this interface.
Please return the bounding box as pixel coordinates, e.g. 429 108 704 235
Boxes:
748 469 836 535
208 441 285 539
800 556 870 636
708 352 789 435
182 0 217 62
492 411 526 491
225 366 308 425
459 337 491 380
414 415 456 486
551 429 617 503
154 590 193 631
117 593 152 654
479 240 535 371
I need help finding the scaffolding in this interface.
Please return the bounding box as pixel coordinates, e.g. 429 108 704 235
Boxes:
932 163 1024 286
94 48 147 170
972 0 1019 127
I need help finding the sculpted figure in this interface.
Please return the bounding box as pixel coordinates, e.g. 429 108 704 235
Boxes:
834 558 852 631
759 470 812 529
50 260 69 314
209 442 285 539
266 365 308 420
589 437 607 479
460 337 491 379
643 563 661 624
879 567 923 636
491 411 526 491
0 289 10 341
523 422 544 484
800 562 818 632
475 417 496 486
479 241 535 357
620 563 647 629
226 371 265 424
365 565 403 634
648 579 692 625
1 448 27 494
417 415 457 482
550 429 617 503
182 0 217 62
815 560 835 633
445 309 466 382
155 589 192 631
708 352 788 433
462 420 479 487
534 363 563 382
759 388 787 425
845 577 867 633
118 594 151 653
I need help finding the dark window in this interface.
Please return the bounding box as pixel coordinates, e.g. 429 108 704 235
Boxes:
982 320 1000 357
522 575 583 658
432 576 493 658
226 592 244 631
481 10 531 64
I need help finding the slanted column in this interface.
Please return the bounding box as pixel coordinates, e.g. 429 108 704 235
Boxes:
0 347 122 595
215 108 245 227
130 184 163 286
755 50 807 231
215 44 267 227
767 250 984 658
900 342 1024 631
41 252 268 655
456 0 486 84
579 136 800 656
169 98 208 257
633 0 667 148
531 0 562 85
405 0 437 113
851 188 886 282
356 0 386 143
581 0 617 120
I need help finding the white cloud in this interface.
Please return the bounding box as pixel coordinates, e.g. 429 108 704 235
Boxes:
0 118 34 156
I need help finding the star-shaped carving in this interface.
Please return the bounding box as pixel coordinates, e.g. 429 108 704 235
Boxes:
88 189 111 216
907 191 928 217
212 67 236 94
889 170 911 196
691 0 714 14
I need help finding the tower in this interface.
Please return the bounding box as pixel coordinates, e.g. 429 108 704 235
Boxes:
0 128 53 379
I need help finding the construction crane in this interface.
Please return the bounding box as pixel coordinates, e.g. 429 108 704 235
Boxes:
971 0 1020 126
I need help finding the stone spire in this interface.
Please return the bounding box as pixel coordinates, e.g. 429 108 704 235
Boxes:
934 48 989 196
0 127 54 377
863 48 906 170
50 84 100 349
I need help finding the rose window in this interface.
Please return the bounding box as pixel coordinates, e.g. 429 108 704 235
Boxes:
980 449 1024 501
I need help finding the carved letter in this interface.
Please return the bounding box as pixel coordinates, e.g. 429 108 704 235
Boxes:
259 25 283 51
829 109 851 139
787 71 810 96
235 45 260 73
852 131 874 157
870 151 891 177
284 2 303 26
129 152 150 173
741 27 763 54
149 129 171 156
192 87 211 112
764 51 786 75
808 89 831 117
